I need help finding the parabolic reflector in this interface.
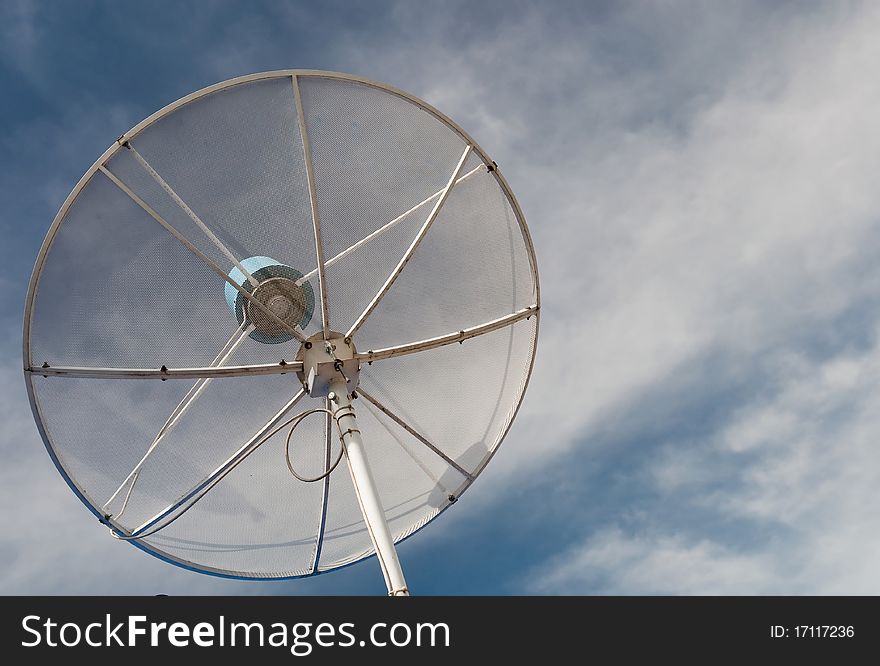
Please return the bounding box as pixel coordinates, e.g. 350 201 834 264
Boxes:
23 71 540 581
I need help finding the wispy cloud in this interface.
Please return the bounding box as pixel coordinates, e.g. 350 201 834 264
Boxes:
0 0 39 74
530 327 880 594
530 527 777 595
515 0 880 594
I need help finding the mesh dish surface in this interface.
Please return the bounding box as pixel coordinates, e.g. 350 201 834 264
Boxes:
24 71 539 579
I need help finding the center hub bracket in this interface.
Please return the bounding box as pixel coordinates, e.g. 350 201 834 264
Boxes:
296 331 360 398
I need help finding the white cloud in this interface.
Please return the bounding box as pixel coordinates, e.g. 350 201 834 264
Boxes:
531 527 777 595
476 4 879 443
531 330 880 594
481 1 880 593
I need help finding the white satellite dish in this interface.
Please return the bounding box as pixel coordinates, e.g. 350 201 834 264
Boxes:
23 70 540 595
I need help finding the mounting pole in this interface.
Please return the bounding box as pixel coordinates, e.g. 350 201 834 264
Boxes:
328 379 409 596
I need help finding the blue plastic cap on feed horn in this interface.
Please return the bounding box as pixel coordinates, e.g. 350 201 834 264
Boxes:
225 256 315 344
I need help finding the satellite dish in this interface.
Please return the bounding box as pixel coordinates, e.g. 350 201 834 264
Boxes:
23 70 540 595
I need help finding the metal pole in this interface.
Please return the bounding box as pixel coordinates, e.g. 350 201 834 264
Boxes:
328 379 409 596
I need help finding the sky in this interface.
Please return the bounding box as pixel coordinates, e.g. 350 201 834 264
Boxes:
3 0 880 595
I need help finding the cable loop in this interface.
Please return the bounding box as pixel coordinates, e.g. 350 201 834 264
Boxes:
284 408 346 483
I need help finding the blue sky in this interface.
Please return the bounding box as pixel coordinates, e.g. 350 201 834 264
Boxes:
4 0 880 595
